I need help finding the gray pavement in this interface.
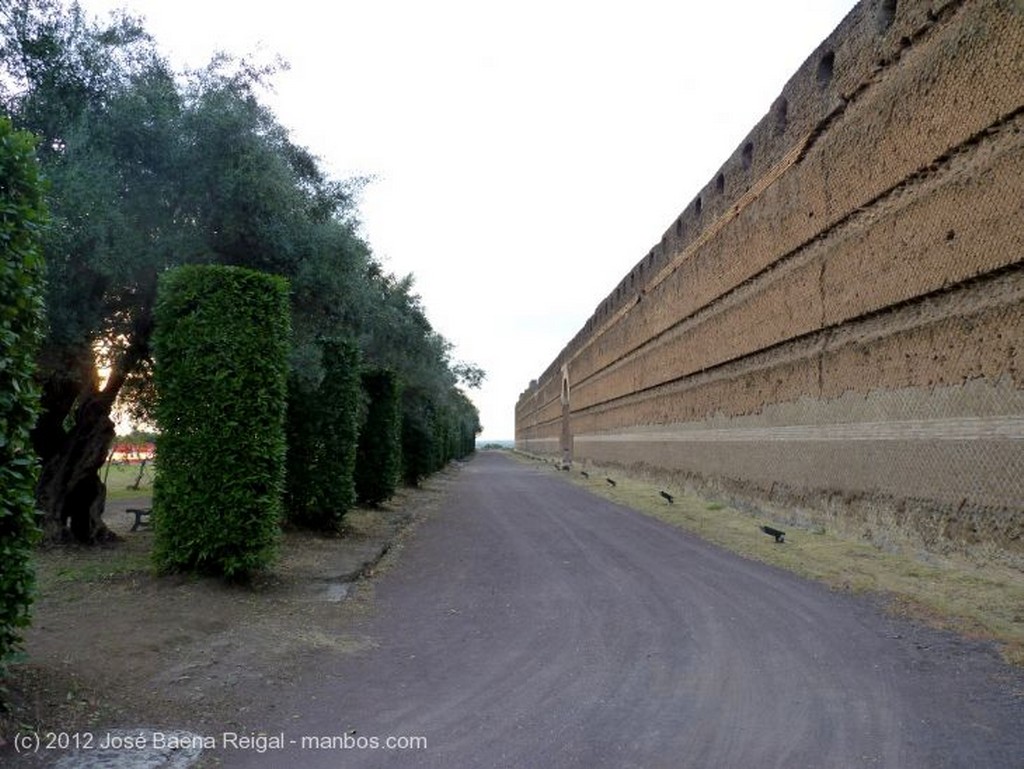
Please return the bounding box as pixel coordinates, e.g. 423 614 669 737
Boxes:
92 452 1024 768
220 452 1023 768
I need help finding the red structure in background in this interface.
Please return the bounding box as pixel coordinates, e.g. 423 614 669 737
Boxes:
110 442 155 464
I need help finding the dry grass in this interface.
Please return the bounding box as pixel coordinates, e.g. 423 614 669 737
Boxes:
0 477 449 764
515 451 1024 666
100 462 153 502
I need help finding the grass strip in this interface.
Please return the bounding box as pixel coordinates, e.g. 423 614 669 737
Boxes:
513 450 1024 666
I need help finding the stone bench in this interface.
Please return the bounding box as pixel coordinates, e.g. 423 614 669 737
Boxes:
126 507 152 532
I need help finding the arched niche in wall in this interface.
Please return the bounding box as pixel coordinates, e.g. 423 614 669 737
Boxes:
560 365 573 464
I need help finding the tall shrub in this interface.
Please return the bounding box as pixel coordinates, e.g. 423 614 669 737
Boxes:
451 389 481 460
401 396 435 487
284 371 322 524
152 265 290 578
286 339 361 529
433 405 452 471
356 368 402 506
0 118 46 666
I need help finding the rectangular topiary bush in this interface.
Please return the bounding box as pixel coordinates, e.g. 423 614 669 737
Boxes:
0 117 47 667
356 367 402 507
152 264 290 578
285 338 362 530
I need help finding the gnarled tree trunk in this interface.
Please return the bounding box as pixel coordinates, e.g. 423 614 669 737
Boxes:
32 308 153 544
34 393 116 543
32 359 125 543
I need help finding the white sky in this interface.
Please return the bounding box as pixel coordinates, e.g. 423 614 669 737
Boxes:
78 0 857 440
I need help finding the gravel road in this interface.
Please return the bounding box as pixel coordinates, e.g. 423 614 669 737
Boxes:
220 452 1024 769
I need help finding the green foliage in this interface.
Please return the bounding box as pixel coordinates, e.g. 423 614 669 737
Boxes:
357 272 482 486
1 4 373 542
400 387 481 486
152 265 290 578
3 0 175 376
1 1 484 543
0 116 46 666
284 374 319 525
450 389 481 460
400 396 436 487
317 340 362 520
285 338 362 530
356 368 402 506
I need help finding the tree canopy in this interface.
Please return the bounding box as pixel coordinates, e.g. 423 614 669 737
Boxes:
0 0 482 541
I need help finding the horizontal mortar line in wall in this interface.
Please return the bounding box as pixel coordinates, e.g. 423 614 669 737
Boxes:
566 108 1024 400
526 8 1020 408
575 416 1024 445
519 406 559 427
570 260 1024 418
796 0 977 167
521 397 567 425
564 1 908 369
647 136 811 297
566 131 814 374
624 0 971 323
789 0 970 167
530 418 564 432
569 262 1024 423
524 0 978 400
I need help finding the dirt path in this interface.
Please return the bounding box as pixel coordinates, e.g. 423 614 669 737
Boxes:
214 452 1024 768
2 487 426 769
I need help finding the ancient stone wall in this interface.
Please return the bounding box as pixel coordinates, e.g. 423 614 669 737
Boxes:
515 0 1024 561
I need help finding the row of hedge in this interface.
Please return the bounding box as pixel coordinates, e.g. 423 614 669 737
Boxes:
356 368 403 508
152 265 291 578
285 339 362 531
401 392 478 486
0 118 47 666
151 264 476 577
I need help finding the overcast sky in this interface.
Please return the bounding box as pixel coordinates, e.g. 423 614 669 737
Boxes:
79 0 857 440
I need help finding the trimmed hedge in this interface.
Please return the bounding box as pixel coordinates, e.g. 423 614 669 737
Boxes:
318 339 362 520
285 338 361 530
355 368 402 506
450 390 480 460
152 265 290 578
0 118 46 666
400 390 478 486
284 372 322 525
401 396 435 487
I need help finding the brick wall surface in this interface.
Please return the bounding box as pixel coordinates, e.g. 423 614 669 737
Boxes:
515 0 1024 562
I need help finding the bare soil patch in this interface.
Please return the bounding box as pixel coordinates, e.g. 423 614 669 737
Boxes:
0 470 455 767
